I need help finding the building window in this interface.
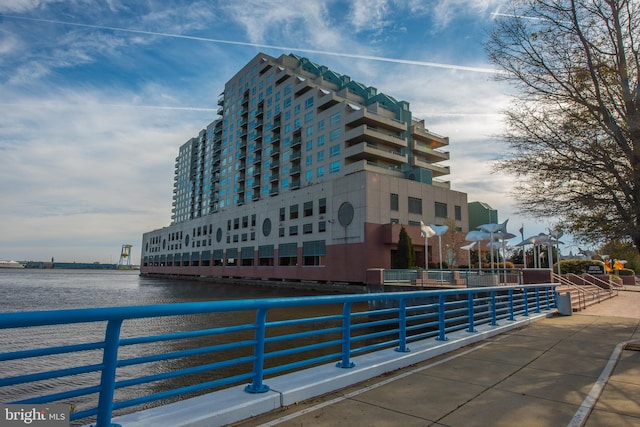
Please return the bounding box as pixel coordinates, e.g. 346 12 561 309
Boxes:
435 202 448 218
258 244 274 266
304 201 313 217
305 98 314 109
319 198 327 214
279 207 285 222
455 205 462 221
390 193 399 211
329 161 340 174
278 243 298 266
289 225 298 236
303 223 313 234
290 204 299 220
318 221 326 232
408 197 422 215
330 112 341 125
303 240 325 266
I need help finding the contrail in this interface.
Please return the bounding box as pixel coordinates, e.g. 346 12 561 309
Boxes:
1 14 502 74
0 101 217 112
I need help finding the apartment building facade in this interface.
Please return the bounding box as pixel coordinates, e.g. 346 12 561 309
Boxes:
141 53 469 283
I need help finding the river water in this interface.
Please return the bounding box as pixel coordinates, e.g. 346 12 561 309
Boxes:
0 269 322 311
0 269 339 424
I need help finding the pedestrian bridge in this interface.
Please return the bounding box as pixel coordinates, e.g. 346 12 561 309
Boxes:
0 284 558 427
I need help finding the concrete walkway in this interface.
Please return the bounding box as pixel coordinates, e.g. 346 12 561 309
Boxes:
232 290 640 427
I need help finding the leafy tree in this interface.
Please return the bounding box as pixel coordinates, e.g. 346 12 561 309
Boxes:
440 217 466 268
486 0 640 252
393 226 415 269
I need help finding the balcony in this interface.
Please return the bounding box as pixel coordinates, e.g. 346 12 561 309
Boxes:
411 156 450 178
317 90 340 111
343 159 405 178
410 125 449 149
275 71 291 86
344 142 407 165
294 76 313 97
411 140 450 162
344 124 407 150
345 108 406 132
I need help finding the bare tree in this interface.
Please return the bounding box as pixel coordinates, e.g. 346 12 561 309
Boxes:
487 0 640 250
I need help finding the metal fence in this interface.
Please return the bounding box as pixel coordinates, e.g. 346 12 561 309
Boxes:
0 284 556 427
383 269 524 287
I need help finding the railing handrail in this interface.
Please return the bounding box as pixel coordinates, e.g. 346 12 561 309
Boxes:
557 273 602 297
0 284 557 427
0 286 549 328
581 273 622 295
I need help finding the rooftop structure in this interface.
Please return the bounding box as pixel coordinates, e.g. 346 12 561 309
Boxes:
141 53 468 283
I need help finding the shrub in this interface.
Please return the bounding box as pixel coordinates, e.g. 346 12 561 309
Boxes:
618 268 635 276
556 259 605 274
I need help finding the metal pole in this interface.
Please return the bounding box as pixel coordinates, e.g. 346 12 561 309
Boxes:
245 308 270 393
95 320 123 427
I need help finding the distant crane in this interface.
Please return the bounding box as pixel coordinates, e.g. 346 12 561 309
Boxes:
117 244 133 269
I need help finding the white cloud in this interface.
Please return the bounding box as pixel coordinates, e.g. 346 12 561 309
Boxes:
0 0 63 13
0 86 213 262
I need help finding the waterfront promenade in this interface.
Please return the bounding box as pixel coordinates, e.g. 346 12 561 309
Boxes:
232 290 640 427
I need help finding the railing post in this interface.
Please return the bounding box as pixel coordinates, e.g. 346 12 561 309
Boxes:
523 288 529 316
467 292 476 332
336 302 355 368
490 290 498 326
508 288 515 321
534 287 541 313
245 308 270 393
95 319 123 427
436 294 448 341
395 298 410 353
546 286 552 310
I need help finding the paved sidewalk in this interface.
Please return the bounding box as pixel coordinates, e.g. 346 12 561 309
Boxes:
233 291 640 427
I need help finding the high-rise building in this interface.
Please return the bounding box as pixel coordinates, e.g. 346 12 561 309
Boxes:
141 53 469 283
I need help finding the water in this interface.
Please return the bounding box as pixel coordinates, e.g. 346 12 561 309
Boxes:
0 269 320 312
0 269 334 424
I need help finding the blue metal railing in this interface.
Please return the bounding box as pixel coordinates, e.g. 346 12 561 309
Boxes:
0 285 557 427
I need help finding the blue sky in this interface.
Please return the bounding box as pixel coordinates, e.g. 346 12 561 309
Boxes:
0 0 573 263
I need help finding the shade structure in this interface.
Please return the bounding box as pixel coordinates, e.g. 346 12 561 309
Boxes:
465 230 491 269
429 224 449 280
478 220 509 271
518 233 550 268
420 221 436 278
549 229 564 275
460 242 476 270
